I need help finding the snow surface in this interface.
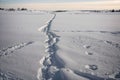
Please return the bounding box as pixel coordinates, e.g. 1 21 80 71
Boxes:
0 10 120 80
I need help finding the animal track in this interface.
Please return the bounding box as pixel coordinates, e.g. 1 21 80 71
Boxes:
0 41 34 57
109 72 120 79
0 69 23 80
37 13 62 80
104 40 120 50
85 51 93 55
83 45 91 49
85 65 98 70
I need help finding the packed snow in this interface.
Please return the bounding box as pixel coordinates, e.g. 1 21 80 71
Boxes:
0 10 120 80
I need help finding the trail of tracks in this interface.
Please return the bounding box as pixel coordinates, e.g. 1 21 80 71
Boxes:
0 41 34 57
37 13 62 80
37 13 117 80
0 41 34 80
0 69 23 80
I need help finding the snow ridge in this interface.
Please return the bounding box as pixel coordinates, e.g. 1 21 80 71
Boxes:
37 13 62 80
0 41 34 57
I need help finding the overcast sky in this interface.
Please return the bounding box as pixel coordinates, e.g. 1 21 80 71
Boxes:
0 0 120 10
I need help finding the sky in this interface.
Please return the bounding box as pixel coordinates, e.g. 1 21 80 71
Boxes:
0 0 106 3
0 0 120 10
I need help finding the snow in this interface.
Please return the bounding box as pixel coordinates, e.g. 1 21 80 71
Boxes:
51 12 120 79
0 10 120 80
0 10 52 80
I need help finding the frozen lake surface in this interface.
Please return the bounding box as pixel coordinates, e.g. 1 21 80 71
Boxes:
0 10 120 80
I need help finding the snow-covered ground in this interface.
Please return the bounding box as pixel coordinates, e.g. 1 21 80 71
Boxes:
0 11 52 80
0 10 120 80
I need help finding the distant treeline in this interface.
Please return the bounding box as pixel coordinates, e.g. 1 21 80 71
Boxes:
109 9 120 12
82 9 120 12
53 10 67 12
0 8 28 11
53 9 120 13
54 9 120 13
0 8 120 13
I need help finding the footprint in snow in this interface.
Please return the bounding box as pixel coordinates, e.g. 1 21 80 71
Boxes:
83 45 91 49
109 72 120 79
115 72 120 78
85 51 93 55
85 65 98 70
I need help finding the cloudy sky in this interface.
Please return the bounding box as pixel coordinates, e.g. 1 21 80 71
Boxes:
0 0 120 10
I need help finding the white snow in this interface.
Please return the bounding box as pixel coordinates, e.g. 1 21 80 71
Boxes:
0 10 120 80
51 12 120 79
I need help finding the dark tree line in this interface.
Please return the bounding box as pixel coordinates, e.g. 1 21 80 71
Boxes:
88 9 120 13
0 8 28 11
110 9 120 12
0 8 4 10
17 8 27 11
